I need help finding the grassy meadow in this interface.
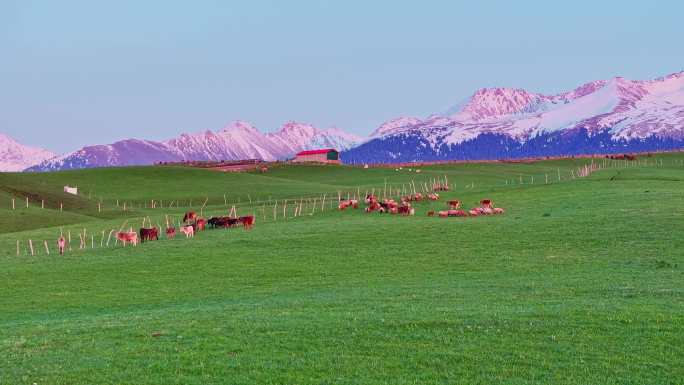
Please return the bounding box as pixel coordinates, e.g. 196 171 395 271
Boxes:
1 154 683 384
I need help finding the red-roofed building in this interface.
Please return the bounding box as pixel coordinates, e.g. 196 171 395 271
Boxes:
292 148 340 164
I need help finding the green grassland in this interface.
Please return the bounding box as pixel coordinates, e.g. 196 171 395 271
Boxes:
1 154 683 384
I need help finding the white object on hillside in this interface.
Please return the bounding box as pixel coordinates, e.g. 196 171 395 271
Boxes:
64 186 78 195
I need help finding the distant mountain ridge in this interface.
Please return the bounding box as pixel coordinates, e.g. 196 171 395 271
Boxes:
14 71 684 171
343 71 684 163
0 134 55 172
26 121 363 171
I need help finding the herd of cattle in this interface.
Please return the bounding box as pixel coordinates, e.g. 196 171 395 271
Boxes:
338 192 504 218
113 212 256 247
94 191 504 250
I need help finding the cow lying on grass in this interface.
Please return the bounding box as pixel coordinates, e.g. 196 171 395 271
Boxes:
404 193 423 202
468 199 505 216
437 210 468 217
434 199 505 218
338 199 359 210
427 193 440 200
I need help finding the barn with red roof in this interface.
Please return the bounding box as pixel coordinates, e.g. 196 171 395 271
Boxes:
292 148 340 164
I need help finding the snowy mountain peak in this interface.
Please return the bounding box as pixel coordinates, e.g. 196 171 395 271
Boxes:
275 121 318 139
220 120 259 133
26 120 363 171
372 117 423 137
450 87 549 121
0 134 55 172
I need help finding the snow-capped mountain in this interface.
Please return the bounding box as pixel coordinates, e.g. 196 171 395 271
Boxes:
27 121 363 171
343 71 684 163
0 134 55 172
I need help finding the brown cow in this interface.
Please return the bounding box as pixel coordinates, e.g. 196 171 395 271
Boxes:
166 227 176 239
427 210 435 217
193 218 207 232
183 211 197 223
139 227 159 243
239 215 255 230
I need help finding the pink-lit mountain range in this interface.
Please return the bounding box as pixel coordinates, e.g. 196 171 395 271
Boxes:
3 71 684 171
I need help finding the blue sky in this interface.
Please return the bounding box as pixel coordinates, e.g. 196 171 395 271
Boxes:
1 0 683 153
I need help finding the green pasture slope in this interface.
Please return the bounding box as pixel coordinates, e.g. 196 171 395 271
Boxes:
1 154 683 384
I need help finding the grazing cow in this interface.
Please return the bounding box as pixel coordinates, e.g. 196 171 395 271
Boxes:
208 217 220 227
139 227 159 243
208 216 237 228
166 227 176 239
447 200 461 209
183 211 197 223
194 218 207 231
427 193 440 200
116 231 138 246
238 215 255 230
57 236 66 255
180 225 194 238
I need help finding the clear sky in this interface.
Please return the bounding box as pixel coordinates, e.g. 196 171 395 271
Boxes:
1 0 683 153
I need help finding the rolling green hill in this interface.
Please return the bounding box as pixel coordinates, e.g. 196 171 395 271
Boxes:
1 154 683 384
